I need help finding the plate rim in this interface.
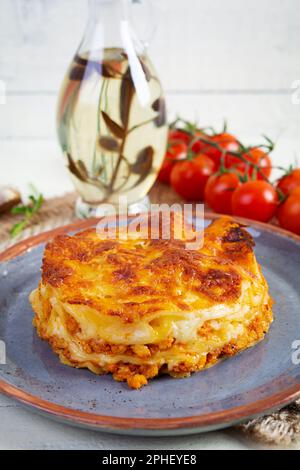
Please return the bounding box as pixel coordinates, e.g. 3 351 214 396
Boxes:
1 212 300 432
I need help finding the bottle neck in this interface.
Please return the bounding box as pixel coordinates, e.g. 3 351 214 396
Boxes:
79 0 146 57
88 0 125 23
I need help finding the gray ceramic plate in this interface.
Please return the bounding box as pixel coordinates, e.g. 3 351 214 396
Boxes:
0 214 300 436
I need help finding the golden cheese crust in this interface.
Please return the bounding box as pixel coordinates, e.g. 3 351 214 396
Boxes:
30 216 273 389
41 217 256 320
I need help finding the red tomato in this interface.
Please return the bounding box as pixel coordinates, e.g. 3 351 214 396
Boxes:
201 133 240 168
226 148 271 180
204 172 241 215
190 130 209 153
168 129 191 145
232 181 278 222
158 142 187 184
277 169 300 196
277 188 300 235
170 154 215 201
290 187 300 197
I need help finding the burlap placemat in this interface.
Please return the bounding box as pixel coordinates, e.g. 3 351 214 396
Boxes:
0 184 299 446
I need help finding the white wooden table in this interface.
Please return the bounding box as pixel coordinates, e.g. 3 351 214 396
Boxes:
0 0 300 450
0 394 284 450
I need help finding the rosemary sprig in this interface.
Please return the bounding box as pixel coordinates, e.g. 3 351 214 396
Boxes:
10 187 44 238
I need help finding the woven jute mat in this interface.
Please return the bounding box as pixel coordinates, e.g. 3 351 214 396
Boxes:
0 182 299 446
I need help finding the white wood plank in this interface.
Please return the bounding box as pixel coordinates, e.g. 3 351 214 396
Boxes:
151 0 300 92
0 0 87 92
0 0 299 92
0 140 73 198
0 402 268 450
0 94 57 140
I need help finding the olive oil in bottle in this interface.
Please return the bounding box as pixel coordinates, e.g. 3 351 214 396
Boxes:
57 47 167 209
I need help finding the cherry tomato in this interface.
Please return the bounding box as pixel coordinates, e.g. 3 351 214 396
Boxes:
277 169 300 196
232 181 278 222
226 148 271 180
277 186 300 233
290 187 300 197
158 142 187 184
204 172 241 215
168 129 191 145
277 190 300 235
170 154 215 201
201 133 240 168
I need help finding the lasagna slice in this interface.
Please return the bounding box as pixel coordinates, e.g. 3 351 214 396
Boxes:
30 216 273 389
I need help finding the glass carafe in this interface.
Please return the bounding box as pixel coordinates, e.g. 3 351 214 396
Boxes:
57 0 168 217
